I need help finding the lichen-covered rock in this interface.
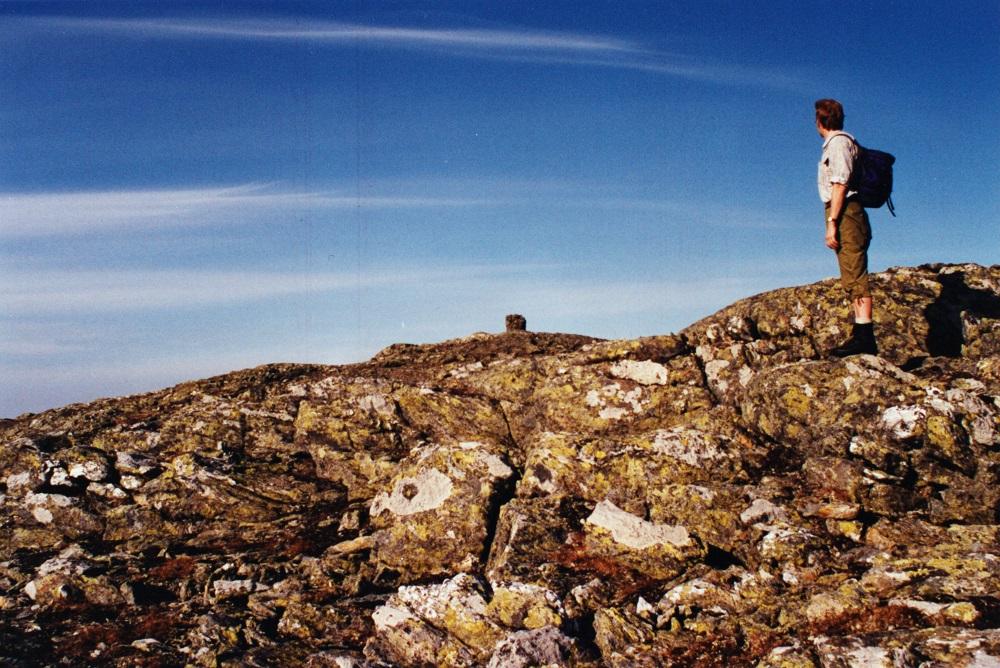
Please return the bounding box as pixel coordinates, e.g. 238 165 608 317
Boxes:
591 606 660 667
581 499 705 580
741 356 923 460
519 412 768 505
485 496 582 592
648 483 755 562
810 634 914 668
2 264 999 666
902 628 1000 666
685 263 1000 371
804 580 877 626
365 574 506 667
486 583 564 630
811 628 1000 667
486 626 587 668
185 613 245 667
742 353 1000 526
368 441 515 582
593 603 767 668
294 380 510 500
23 545 122 609
436 334 713 445
756 642 818 668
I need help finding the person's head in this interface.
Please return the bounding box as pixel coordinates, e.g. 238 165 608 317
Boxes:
815 99 845 131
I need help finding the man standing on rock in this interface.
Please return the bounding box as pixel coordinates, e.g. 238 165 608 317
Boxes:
815 98 877 356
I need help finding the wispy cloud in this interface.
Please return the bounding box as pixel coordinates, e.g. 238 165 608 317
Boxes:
14 16 802 89
1 182 797 238
23 16 641 52
478 50 803 89
0 339 87 356
0 320 97 356
41 17 637 53
0 264 541 313
0 184 487 237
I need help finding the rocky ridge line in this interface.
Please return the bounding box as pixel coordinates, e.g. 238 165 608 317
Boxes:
1 263 999 667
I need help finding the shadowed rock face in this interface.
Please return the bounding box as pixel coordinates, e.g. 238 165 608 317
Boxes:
2 263 999 667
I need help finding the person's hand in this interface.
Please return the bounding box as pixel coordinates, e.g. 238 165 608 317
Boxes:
825 222 839 250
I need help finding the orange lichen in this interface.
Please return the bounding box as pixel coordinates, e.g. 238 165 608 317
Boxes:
553 531 656 598
54 622 122 661
148 555 197 580
806 604 926 636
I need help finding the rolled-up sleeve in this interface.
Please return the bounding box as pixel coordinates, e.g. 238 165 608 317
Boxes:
826 136 855 185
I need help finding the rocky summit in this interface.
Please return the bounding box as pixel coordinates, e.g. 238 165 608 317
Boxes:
2 263 1000 668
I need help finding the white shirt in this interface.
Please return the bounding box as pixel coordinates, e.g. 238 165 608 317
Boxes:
817 132 859 203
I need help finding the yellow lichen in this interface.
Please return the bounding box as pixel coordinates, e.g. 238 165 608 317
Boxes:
441 607 504 652
828 520 863 542
926 415 959 458
942 601 979 624
486 588 562 630
781 387 811 420
926 556 988 575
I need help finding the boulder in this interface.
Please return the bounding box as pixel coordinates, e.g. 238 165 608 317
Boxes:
365 574 505 667
368 441 515 582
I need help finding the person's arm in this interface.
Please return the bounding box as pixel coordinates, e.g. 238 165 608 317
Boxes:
824 135 854 251
825 183 848 250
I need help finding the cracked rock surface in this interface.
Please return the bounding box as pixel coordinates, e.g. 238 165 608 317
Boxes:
2 263 1000 667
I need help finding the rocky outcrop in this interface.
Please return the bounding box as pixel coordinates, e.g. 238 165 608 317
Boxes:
1 263 999 667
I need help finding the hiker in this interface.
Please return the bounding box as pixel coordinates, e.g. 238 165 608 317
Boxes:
815 98 877 356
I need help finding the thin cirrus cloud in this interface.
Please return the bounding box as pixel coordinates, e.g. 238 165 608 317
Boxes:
0 185 488 238
0 338 88 357
18 16 802 89
21 16 650 53
0 261 747 319
0 183 793 238
0 268 358 313
0 264 547 314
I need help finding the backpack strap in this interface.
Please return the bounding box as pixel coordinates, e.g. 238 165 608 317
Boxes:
829 132 858 147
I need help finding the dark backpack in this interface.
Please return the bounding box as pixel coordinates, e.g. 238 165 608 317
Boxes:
834 133 896 216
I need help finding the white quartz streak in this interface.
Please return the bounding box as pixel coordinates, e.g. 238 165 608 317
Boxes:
586 500 692 549
609 360 669 386
370 468 454 517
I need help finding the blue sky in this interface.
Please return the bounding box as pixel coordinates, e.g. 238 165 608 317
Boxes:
2 1 998 417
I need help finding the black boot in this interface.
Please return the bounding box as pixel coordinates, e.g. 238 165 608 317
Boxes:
829 322 877 357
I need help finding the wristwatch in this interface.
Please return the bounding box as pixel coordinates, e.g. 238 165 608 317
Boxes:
827 216 837 224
